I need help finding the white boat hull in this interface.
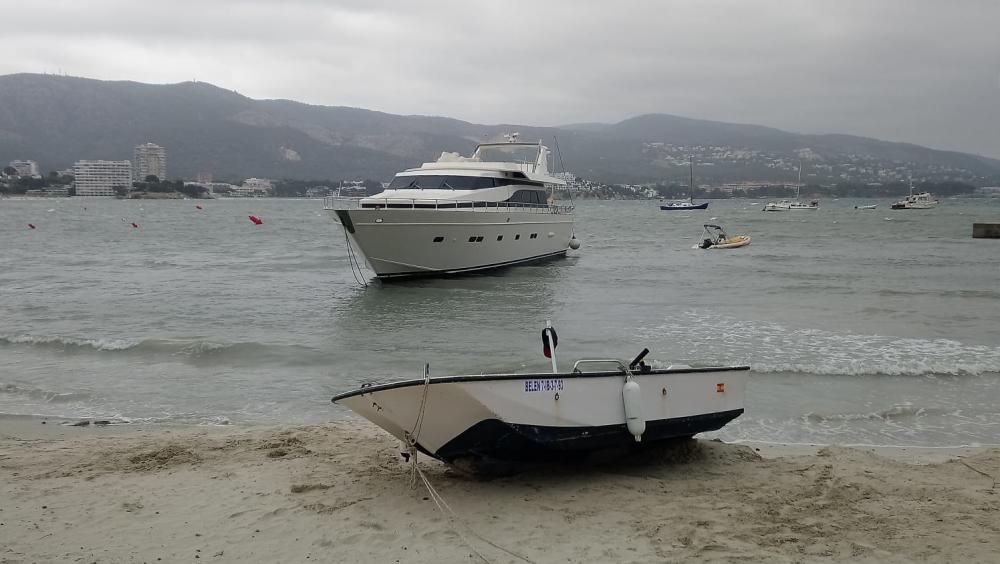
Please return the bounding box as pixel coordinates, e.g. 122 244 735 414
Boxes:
332 208 575 278
763 202 818 211
333 366 748 463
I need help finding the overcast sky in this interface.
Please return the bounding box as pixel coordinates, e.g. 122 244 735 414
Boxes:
2 0 998 157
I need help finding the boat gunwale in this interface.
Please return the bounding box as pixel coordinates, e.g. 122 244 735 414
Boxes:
331 365 751 402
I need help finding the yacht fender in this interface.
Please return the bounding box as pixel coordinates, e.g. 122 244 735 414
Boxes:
623 378 645 441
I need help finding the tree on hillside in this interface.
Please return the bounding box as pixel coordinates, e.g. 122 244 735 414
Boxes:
145 175 160 183
2 166 16 177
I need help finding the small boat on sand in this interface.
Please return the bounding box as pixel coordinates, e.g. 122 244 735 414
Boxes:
697 224 751 249
332 323 748 469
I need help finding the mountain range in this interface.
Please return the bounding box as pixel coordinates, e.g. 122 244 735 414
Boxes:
1 73 998 184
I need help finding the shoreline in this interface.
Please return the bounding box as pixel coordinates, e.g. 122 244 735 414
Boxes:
3 414 993 463
3 420 999 562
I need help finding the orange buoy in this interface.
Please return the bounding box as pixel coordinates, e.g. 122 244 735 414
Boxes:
249 215 263 225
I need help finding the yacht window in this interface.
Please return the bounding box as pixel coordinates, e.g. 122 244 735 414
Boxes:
497 235 503 241
495 178 546 188
388 175 496 190
515 234 521 240
506 189 548 205
476 236 484 242
530 233 538 239
468 236 477 242
433 236 444 243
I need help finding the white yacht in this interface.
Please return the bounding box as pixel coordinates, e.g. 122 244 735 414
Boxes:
326 135 577 279
891 179 938 209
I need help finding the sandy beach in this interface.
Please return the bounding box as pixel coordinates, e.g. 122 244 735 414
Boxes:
2 419 998 563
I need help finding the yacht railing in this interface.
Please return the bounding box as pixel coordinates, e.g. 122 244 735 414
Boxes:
323 196 573 215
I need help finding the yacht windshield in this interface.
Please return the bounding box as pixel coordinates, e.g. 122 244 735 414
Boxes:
474 145 540 165
388 175 496 190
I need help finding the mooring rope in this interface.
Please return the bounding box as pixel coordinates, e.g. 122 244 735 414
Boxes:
402 365 535 564
412 460 537 564
342 226 368 287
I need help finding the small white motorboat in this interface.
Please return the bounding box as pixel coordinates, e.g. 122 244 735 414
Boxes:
332 323 748 468
855 204 878 210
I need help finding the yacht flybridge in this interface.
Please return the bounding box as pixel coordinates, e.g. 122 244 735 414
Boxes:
326 134 578 279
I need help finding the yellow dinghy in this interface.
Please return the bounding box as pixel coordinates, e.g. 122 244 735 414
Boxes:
713 235 751 249
698 224 751 249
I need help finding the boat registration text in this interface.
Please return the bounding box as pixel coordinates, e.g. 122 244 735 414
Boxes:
523 379 564 393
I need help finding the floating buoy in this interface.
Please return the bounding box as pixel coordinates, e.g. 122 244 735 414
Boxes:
131 222 139 228
249 215 263 225
28 223 36 229
568 237 581 250
195 205 203 210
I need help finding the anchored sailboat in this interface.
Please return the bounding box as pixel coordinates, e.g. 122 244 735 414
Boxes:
763 160 818 211
661 159 709 210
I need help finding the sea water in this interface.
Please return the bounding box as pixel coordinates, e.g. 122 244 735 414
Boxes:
2 197 999 448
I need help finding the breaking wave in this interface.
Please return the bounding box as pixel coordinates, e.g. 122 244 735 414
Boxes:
0 333 322 366
800 404 950 423
639 311 1000 377
0 382 92 403
1 333 142 351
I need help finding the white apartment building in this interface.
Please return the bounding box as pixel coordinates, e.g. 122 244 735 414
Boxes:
8 160 40 177
229 177 273 197
133 143 167 181
73 160 133 196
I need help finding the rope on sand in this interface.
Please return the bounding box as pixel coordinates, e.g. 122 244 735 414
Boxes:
403 366 536 564
412 459 537 564
959 460 997 489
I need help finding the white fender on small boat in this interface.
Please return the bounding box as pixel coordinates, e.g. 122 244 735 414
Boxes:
569 237 581 250
622 379 645 442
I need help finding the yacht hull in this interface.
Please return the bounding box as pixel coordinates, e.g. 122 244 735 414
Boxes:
660 202 709 210
332 208 575 278
333 366 748 464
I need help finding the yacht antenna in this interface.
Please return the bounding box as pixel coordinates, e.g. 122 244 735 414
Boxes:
553 135 567 173
552 135 574 207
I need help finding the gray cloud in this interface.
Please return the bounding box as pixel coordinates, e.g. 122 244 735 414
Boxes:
2 0 998 157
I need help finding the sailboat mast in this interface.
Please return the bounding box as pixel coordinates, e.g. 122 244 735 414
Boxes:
689 158 694 203
796 160 802 199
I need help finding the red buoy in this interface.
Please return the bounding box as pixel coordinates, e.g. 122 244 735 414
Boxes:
28 223 36 229
195 205 203 210
249 215 263 225
131 222 139 228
